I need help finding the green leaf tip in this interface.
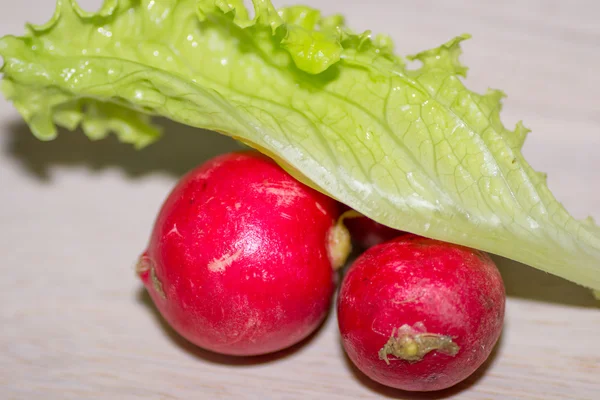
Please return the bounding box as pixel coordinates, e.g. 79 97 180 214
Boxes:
2 0 600 292
407 33 472 77
197 0 347 74
281 25 342 74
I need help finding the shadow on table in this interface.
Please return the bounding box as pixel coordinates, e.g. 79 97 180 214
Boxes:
3 118 598 310
3 118 243 180
491 255 598 308
339 329 505 399
136 287 328 366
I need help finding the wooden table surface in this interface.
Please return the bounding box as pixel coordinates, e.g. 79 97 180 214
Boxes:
1 0 599 399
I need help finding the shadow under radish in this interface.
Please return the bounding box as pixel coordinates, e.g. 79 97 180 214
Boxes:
491 255 598 308
339 329 505 399
135 286 330 367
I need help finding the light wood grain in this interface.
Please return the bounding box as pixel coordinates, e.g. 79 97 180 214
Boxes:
1 1 599 399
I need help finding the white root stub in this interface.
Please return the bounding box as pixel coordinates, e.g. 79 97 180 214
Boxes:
136 255 166 300
327 222 352 270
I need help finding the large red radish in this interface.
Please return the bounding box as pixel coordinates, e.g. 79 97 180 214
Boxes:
138 151 351 356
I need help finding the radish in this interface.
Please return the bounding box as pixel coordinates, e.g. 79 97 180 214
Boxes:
342 212 405 249
137 151 351 356
337 234 505 391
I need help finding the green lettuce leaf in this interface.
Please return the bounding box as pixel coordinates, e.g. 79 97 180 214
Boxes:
1 0 599 291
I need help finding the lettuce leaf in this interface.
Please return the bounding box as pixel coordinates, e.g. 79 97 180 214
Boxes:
1 0 599 291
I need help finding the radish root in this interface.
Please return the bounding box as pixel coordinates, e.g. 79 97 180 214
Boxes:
379 323 459 364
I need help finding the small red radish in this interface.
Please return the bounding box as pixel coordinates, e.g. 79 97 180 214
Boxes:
343 213 405 249
337 234 505 391
137 151 351 356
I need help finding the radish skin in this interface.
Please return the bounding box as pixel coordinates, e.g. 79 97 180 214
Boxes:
138 151 351 356
337 234 505 391
343 214 405 249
